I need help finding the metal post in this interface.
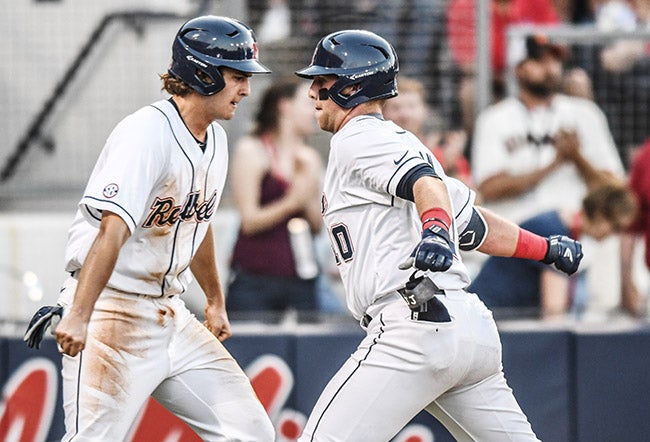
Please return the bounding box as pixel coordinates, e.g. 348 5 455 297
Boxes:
475 0 492 117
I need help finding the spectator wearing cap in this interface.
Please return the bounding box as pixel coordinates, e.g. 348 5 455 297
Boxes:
446 0 562 136
470 33 626 316
472 33 624 224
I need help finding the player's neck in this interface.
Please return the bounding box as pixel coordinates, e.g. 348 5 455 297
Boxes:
335 102 383 132
171 96 210 142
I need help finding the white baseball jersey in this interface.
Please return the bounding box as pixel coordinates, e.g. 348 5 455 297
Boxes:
322 115 476 319
58 99 274 441
64 99 228 297
472 94 624 223
302 113 538 442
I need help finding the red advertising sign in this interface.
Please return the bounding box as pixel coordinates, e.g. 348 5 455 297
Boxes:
1 354 432 441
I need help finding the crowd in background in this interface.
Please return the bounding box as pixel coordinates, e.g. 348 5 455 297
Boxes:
220 0 650 322
3 1 649 323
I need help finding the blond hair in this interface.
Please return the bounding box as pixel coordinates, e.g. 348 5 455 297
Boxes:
159 72 194 97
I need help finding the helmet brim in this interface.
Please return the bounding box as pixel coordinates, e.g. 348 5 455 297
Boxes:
295 65 337 79
222 59 272 74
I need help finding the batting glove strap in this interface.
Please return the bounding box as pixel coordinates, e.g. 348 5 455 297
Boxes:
398 273 447 311
541 235 583 275
24 305 63 349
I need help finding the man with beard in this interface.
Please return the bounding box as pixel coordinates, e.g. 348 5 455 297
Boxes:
471 34 623 225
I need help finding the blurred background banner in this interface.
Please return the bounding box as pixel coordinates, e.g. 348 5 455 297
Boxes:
2 323 650 441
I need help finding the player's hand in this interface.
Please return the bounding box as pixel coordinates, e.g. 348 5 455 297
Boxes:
542 235 583 275
54 310 88 357
204 303 232 342
399 226 454 272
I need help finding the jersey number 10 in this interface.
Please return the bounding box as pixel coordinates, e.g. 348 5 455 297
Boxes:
330 223 354 265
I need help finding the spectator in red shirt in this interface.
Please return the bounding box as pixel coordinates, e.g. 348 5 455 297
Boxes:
447 0 561 135
447 0 560 75
621 138 650 316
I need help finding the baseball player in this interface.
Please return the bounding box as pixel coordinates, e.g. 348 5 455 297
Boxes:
45 16 274 441
294 30 583 441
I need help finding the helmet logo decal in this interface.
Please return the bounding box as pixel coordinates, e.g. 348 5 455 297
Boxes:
186 55 208 68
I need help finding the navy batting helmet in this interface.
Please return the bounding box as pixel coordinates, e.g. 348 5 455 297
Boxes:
169 16 271 96
295 30 398 108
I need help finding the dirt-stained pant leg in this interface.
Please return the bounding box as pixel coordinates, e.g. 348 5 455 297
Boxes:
59 279 172 441
59 279 274 441
152 296 275 441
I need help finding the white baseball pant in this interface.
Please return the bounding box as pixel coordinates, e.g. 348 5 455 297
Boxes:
57 277 274 441
299 290 539 442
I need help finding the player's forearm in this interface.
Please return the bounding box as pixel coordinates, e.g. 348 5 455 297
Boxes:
474 207 519 256
195 267 226 308
190 225 226 307
72 213 130 320
413 176 453 218
475 206 582 275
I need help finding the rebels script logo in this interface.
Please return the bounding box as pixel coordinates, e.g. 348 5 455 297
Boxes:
143 190 217 228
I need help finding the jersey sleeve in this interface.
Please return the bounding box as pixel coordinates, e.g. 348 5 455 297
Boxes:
336 119 439 199
446 176 476 233
79 110 165 232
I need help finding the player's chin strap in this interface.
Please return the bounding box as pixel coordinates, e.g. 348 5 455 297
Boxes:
397 271 451 322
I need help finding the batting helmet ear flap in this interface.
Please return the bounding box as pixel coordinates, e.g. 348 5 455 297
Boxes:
170 42 227 94
327 72 395 108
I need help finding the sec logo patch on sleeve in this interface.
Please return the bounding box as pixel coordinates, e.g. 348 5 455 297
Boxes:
103 183 119 198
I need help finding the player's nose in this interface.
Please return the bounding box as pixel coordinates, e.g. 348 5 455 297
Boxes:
240 78 251 96
308 82 319 100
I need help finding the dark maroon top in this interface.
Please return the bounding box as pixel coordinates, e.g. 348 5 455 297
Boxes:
230 172 300 277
